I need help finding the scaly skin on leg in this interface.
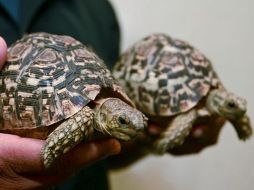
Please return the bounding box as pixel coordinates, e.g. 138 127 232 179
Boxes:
232 114 252 140
154 110 197 154
42 106 94 168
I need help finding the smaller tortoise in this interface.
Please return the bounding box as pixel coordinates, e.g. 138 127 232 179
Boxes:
0 33 147 168
113 33 252 154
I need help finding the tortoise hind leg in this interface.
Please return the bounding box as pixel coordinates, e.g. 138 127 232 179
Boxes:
42 106 94 168
153 109 197 154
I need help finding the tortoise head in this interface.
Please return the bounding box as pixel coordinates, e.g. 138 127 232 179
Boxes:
206 89 252 140
206 89 247 120
95 98 148 141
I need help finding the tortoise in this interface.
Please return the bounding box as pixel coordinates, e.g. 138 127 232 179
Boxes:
0 32 147 168
113 33 252 154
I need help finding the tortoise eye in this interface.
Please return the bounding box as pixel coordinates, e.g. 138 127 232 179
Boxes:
118 115 129 125
227 101 236 109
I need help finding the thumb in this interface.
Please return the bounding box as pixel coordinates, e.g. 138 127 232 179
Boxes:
0 36 7 69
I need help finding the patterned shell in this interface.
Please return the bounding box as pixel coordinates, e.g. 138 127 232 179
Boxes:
0 33 131 129
113 33 221 116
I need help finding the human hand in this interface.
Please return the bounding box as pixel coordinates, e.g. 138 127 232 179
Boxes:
107 116 225 169
0 134 120 189
0 37 121 189
147 116 225 155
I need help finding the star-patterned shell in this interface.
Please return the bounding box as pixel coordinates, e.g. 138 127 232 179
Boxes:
113 33 221 116
0 33 132 130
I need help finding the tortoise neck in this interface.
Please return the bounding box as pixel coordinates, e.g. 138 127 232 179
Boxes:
93 98 121 133
206 89 225 115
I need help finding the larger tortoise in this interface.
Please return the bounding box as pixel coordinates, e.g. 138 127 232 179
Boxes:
0 33 147 168
113 33 252 154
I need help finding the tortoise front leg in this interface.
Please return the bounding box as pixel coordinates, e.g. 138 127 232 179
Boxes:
153 109 197 154
42 106 94 168
231 114 252 140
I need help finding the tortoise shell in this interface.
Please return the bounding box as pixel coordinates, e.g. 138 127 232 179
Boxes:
0 33 132 131
113 33 222 116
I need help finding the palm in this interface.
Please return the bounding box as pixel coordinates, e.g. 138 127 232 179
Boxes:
0 133 120 189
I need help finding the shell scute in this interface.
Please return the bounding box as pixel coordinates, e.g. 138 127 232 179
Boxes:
0 33 128 131
114 33 221 116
